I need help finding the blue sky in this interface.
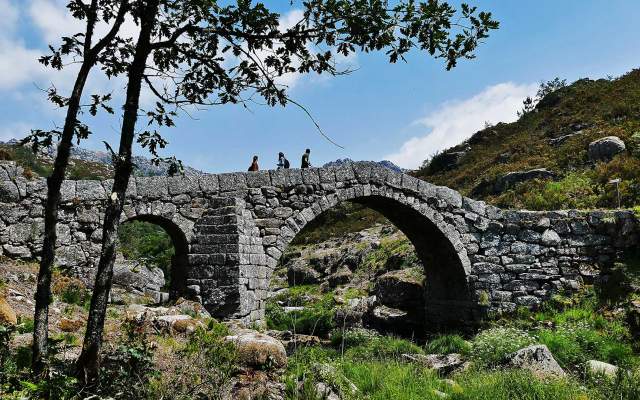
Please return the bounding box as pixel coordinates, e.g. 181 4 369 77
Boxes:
1 1 639 172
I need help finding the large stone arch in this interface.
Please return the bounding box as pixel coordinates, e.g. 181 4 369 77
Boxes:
120 213 191 300
266 188 476 327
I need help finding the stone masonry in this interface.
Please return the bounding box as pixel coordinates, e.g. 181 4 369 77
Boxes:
0 160 637 327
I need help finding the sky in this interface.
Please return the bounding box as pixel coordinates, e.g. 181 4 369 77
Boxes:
1 1 640 173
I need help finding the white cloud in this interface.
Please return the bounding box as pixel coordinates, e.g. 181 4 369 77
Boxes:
29 0 84 44
385 82 538 169
0 0 19 32
0 39 47 90
0 121 32 141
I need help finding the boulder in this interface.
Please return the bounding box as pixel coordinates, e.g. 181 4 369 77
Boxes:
225 329 287 370
548 131 583 146
154 314 194 333
230 370 286 400
506 344 565 378
125 304 171 321
287 262 321 286
541 229 562 246
169 297 211 319
333 296 376 329
314 382 340 400
0 297 17 326
112 258 165 294
494 169 557 194
369 305 423 336
266 330 322 355
585 360 619 378
402 353 464 375
588 136 626 162
327 267 353 288
375 267 424 309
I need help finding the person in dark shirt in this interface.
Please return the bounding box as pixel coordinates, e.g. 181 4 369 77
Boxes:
277 152 290 169
301 148 311 168
248 155 259 171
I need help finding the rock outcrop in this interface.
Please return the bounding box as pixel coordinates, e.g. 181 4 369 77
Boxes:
588 136 626 162
472 168 557 196
506 344 565 377
225 329 288 370
112 258 167 304
375 267 424 309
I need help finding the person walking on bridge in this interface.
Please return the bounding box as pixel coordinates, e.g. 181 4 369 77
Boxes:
277 152 290 169
301 148 311 169
248 155 259 171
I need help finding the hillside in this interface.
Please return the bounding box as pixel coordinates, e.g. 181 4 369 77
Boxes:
0 139 203 180
416 69 640 211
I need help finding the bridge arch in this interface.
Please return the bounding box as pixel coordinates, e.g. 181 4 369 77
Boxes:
119 212 191 301
267 188 476 327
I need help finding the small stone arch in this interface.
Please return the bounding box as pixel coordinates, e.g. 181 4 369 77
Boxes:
268 188 477 327
120 214 191 300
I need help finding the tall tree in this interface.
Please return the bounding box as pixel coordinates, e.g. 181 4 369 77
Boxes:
76 0 498 381
22 0 129 375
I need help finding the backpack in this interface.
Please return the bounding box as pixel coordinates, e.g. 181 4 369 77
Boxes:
283 158 290 169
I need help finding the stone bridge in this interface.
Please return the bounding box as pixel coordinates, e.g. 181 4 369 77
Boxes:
0 161 637 326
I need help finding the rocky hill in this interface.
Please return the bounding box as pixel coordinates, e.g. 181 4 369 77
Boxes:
416 69 640 211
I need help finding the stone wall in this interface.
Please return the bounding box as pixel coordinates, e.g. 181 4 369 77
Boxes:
0 160 637 326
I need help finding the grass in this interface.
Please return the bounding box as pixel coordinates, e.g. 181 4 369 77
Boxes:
358 235 419 274
450 370 588 400
425 334 471 355
266 288 337 336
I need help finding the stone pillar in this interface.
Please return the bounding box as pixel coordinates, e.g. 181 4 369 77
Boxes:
189 197 268 323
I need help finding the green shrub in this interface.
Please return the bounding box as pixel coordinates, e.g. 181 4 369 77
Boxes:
16 316 34 334
359 236 420 273
95 321 158 397
266 293 336 336
52 275 89 305
470 327 536 368
425 334 471 355
149 321 237 399
331 327 380 348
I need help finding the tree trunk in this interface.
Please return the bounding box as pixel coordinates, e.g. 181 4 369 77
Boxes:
76 0 159 383
31 0 100 375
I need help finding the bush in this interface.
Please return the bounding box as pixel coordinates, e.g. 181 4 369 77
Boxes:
266 293 336 336
331 327 380 348
149 321 237 399
93 321 158 397
425 334 471 355
52 275 89 305
470 327 536 368
16 316 34 334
